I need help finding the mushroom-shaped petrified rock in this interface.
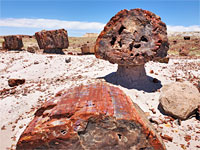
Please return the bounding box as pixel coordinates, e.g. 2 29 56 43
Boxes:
35 29 69 54
95 9 169 88
4 35 23 50
16 82 166 150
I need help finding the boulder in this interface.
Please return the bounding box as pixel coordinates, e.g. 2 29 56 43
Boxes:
95 9 169 88
8 79 25 87
3 35 23 50
27 45 39 53
35 29 69 54
159 82 200 120
81 43 95 54
17 82 166 150
95 8 169 66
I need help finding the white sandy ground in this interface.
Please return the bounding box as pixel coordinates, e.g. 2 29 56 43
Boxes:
0 51 200 150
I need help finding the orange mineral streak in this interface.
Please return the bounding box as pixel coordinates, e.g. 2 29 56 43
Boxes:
17 82 165 150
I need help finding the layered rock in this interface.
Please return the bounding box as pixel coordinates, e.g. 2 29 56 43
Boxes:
3 35 23 50
95 9 169 87
17 82 165 150
159 82 200 120
35 29 69 54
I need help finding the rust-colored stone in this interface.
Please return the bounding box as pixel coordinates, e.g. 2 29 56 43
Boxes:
161 134 173 142
4 35 23 50
95 9 168 88
81 43 95 54
35 29 69 53
184 135 191 142
16 82 166 150
8 79 25 87
95 8 169 66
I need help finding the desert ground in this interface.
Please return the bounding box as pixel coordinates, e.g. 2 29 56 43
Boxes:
0 32 200 150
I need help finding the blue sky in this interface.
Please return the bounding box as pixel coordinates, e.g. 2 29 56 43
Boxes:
0 0 200 36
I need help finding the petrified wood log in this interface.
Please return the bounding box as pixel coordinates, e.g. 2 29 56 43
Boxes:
4 35 23 50
35 29 69 53
16 82 166 150
95 8 169 66
95 9 169 88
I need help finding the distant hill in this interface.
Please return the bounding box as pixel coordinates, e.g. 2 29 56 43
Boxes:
82 33 99 38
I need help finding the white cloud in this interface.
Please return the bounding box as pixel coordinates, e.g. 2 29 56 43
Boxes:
0 18 200 33
167 25 200 32
0 18 105 30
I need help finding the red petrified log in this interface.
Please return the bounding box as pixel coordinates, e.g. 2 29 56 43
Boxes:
35 29 69 50
4 35 23 50
95 8 169 66
16 82 166 150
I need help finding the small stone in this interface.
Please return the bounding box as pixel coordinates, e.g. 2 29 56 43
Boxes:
34 61 39 64
1 125 6 130
150 108 156 114
184 135 191 142
161 134 173 142
150 70 154 74
184 36 190 40
27 45 39 53
65 57 71 63
8 79 25 87
153 78 159 83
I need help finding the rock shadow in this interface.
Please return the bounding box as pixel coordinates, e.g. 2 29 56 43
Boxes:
8 49 23 51
99 72 162 93
43 49 65 55
157 103 167 116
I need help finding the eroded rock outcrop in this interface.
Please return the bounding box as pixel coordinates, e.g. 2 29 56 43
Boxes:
35 29 69 54
95 9 169 88
17 82 165 150
159 82 200 120
4 35 23 50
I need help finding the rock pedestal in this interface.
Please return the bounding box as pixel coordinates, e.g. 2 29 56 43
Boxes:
95 9 169 87
4 35 23 50
95 8 169 65
16 82 165 150
35 29 69 54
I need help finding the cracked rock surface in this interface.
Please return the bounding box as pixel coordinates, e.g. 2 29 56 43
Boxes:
16 82 165 150
35 29 69 51
95 8 169 66
4 36 24 50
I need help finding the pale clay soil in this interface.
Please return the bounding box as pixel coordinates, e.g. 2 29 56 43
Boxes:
0 51 200 150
